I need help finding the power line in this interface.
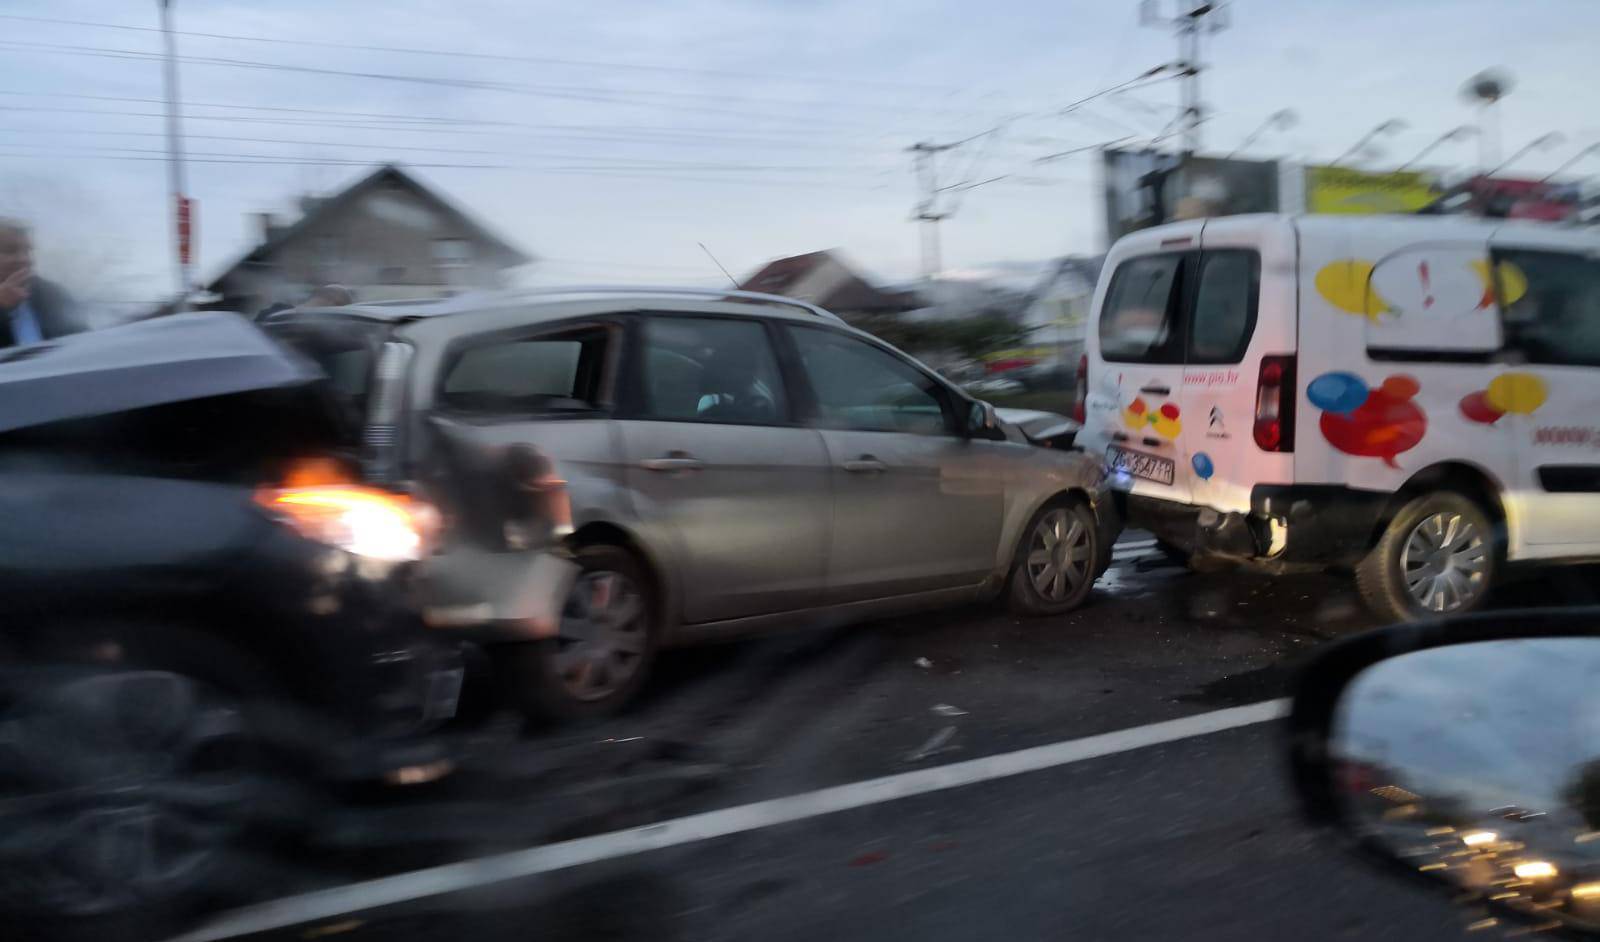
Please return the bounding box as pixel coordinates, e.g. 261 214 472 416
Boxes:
0 11 961 94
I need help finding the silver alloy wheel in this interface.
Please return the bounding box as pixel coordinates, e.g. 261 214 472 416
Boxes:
1401 511 1489 613
556 570 648 702
1025 507 1092 603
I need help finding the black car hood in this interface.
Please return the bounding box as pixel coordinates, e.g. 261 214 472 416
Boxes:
0 312 323 434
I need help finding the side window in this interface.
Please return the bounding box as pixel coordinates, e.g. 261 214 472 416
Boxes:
1188 250 1259 364
789 326 952 436
440 328 607 416
639 317 788 424
1098 253 1185 363
1497 249 1600 368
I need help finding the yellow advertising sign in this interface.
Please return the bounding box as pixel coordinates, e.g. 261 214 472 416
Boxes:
1305 165 1437 215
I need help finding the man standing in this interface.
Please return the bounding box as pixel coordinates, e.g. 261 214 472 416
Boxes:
0 217 82 349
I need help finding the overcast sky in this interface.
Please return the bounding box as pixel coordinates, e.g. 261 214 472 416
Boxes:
2 0 1598 306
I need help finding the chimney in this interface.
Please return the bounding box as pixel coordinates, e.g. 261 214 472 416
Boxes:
253 212 283 244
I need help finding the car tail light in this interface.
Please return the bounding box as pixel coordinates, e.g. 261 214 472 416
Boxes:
1072 354 1088 424
365 341 414 484
256 476 438 562
1253 355 1296 452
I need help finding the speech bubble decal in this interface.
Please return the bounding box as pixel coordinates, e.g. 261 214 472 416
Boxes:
1315 259 1390 321
1484 371 1547 416
1309 371 1426 468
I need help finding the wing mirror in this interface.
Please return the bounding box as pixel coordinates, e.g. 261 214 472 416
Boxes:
965 399 1001 439
1289 608 1600 937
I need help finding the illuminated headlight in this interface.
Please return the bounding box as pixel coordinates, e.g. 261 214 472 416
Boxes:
1513 861 1558 880
1461 830 1499 848
256 485 436 562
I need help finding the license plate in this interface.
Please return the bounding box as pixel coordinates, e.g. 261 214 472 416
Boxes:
1106 445 1175 486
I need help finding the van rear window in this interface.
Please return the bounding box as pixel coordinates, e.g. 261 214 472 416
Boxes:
1099 253 1184 363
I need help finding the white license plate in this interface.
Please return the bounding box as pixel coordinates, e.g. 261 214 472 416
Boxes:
1106 445 1175 486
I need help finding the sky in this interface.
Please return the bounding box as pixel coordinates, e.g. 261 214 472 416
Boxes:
2 0 1598 309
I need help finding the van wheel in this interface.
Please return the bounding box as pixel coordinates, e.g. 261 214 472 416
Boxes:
496 544 658 722
1356 491 1496 623
1008 499 1100 616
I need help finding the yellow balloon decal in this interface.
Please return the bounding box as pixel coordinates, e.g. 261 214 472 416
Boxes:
1315 260 1389 322
1484 372 1547 415
1468 259 1529 308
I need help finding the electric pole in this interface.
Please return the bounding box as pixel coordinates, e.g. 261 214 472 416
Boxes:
908 141 956 278
1140 0 1229 155
159 0 193 309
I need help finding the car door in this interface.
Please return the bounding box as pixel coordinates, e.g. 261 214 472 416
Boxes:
1488 241 1600 551
784 324 1004 604
1088 248 1194 504
615 314 831 624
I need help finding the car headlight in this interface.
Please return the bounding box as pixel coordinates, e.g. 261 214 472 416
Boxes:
255 484 437 562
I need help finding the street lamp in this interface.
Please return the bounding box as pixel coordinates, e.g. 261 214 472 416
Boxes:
1333 119 1407 166
1540 142 1600 183
1395 126 1477 172
1488 132 1564 178
1461 68 1514 170
1226 108 1297 159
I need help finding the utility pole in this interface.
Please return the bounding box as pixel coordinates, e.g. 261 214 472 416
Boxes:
1140 0 1228 156
159 0 192 309
908 141 956 278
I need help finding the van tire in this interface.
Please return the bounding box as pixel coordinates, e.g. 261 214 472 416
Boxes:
1356 491 1496 624
1008 498 1100 616
494 544 659 723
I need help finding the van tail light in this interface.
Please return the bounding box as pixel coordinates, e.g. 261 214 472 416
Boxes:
1071 354 1089 424
1253 354 1297 452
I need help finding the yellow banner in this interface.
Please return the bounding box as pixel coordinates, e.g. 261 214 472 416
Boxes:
1306 165 1437 215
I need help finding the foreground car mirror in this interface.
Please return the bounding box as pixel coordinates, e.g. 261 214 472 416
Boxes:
965 399 1001 439
1289 608 1600 937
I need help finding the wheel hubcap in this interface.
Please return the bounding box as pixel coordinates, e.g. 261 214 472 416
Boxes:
1401 511 1488 613
1025 509 1091 603
557 571 648 701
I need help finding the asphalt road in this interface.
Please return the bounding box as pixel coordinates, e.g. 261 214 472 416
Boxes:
173 535 1600 942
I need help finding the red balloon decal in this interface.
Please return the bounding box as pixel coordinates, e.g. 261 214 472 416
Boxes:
1458 390 1503 425
1159 402 1180 420
1310 372 1427 469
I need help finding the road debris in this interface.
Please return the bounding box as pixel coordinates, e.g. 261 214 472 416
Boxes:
914 657 933 669
930 704 968 717
905 725 957 762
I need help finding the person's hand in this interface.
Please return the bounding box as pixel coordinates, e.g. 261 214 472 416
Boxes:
0 267 30 309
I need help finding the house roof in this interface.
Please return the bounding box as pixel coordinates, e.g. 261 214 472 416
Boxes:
202 163 534 293
739 249 919 314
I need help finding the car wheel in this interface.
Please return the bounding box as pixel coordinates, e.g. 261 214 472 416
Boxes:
0 667 274 933
1008 498 1100 616
1356 491 1496 623
496 544 659 722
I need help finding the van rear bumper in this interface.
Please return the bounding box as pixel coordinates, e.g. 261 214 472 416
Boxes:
1120 485 1389 567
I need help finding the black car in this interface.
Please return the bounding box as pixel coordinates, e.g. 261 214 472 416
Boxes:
0 313 466 930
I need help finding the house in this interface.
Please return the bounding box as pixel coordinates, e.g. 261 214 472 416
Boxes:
1016 255 1104 364
739 249 920 320
198 164 532 314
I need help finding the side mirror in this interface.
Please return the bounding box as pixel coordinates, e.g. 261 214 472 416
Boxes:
1289 609 1600 937
965 400 1000 439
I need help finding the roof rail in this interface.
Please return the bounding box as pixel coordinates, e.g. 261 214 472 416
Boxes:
507 285 845 322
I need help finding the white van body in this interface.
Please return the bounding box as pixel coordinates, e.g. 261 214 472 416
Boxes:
1079 213 1600 616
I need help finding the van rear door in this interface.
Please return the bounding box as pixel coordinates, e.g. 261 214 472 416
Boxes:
1087 232 1196 505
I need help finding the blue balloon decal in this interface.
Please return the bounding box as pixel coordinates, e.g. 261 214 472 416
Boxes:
1307 371 1369 415
1191 452 1214 480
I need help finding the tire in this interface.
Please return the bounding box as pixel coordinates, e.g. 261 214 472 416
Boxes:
1008 498 1100 616
494 544 659 722
1356 491 1497 623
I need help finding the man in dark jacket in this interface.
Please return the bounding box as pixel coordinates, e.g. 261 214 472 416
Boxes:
0 217 83 349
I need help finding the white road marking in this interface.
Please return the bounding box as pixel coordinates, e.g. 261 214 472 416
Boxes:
168 699 1288 942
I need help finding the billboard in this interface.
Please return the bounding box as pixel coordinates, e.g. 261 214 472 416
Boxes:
1305 165 1438 214
1103 149 1280 243
1459 175 1581 221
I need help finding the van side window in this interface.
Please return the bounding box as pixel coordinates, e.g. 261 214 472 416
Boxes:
1188 250 1260 364
1099 253 1184 364
1497 249 1600 368
440 328 608 416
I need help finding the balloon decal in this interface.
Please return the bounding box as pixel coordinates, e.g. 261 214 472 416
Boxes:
1308 371 1427 469
1317 257 1528 320
1123 397 1182 439
1459 372 1549 425
1191 452 1214 480
1314 259 1389 322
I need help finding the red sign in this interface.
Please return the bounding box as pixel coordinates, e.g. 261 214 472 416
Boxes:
1465 176 1579 222
176 195 195 266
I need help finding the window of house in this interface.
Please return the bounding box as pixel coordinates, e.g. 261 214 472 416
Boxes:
788 326 951 436
439 328 608 416
638 317 788 425
432 239 473 269
1098 253 1185 364
1497 249 1600 368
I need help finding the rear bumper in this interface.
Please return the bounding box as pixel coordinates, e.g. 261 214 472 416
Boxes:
1121 484 1390 567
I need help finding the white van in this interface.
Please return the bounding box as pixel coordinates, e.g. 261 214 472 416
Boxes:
1076 213 1600 621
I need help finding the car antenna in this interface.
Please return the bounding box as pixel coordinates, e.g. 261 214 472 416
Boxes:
698 242 739 289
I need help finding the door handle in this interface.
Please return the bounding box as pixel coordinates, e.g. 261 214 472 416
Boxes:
640 451 704 472
842 456 888 474
1139 384 1171 396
